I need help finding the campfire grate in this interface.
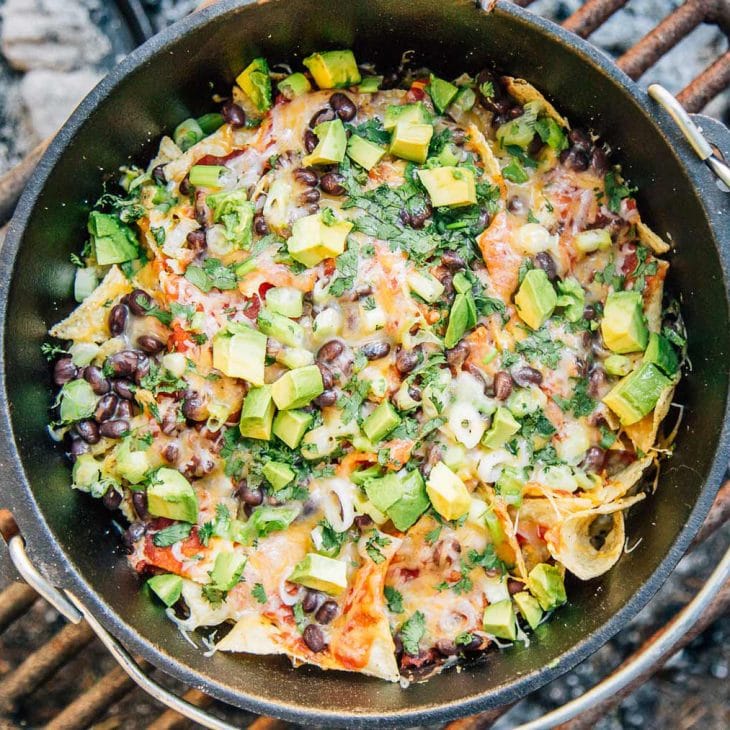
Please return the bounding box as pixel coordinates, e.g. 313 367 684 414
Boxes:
1 1 729 728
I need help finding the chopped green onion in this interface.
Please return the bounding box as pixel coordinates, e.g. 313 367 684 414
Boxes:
189 165 227 188
173 118 204 151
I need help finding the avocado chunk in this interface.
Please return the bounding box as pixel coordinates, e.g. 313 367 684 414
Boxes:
418 166 476 208
643 332 679 376
495 466 525 507
387 470 430 531
115 442 150 484
514 269 557 330
59 379 97 423
303 50 361 89
406 270 445 303
72 453 101 491
265 286 303 318
206 189 254 249
364 473 403 513
426 462 471 521
358 75 382 93
239 386 275 440
389 122 434 164
303 118 347 166
347 134 386 171
513 591 543 629
601 291 649 354
575 228 612 254
262 461 296 491
362 401 401 443
288 553 348 595
257 308 305 348
482 407 521 449
482 599 517 641
273 409 313 448
276 347 314 370
383 102 430 131
236 57 272 112
147 574 183 607
484 505 507 547
88 212 139 265
496 109 538 150
277 72 311 100
527 563 567 611
209 551 247 591
286 211 353 267
449 87 476 120
604 353 632 377
271 365 324 410
428 74 459 113
212 324 267 385
147 468 198 523
602 361 671 426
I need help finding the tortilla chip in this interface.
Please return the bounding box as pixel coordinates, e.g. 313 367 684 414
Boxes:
637 221 670 254
643 259 668 333
49 265 132 344
624 384 677 454
595 455 652 503
466 123 504 185
502 77 569 129
217 612 286 655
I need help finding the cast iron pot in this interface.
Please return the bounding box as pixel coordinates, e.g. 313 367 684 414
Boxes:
2 0 730 726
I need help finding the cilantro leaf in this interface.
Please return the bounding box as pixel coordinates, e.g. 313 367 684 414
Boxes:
553 377 596 418
252 583 267 604
400 611 426 655
384 586 404 613
185 258 237 292
516 327 564 368
153 522 193 547
604 171 637 213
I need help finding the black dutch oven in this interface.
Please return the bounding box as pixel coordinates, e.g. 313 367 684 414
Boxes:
2 0 730 726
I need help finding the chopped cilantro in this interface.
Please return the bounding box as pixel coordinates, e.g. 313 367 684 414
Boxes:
604 171 637 214
365 532 391 564
553 378 596 418
153 522 192 547
455 631 474 646
384 586 404 613
202 585 226 607
516 327 564 368
599 424 617 449
292 601 308 632
185 258 238 292
252 583 267 604
399 611 426 655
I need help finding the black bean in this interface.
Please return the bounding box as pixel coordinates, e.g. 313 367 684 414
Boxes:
591 147 608 175
237 483 264 506
162 443 179 464
179 176 191 196
446 341 470 373
106 351 139 378
68 436 89 459
317 363 335 390
475 70 510 114
133 490 150 520
186 229 207 251
528 134 544 157
361 341 391 360
380 71 400 90
99 419 129 439
194 191 212 227
560 147 591 172
508 578 524 595
302 624 326 652
304 129 318 153
441 251 466 271
152 164 167 185
221 100 246 127
408 385 422 402
588 365 605 397
182 391 206 421
309 107 336 128
116 399 134 420
102 488 122 511
138 335 165 354
83 365 110 395
108 304 129 337
122 521 146 553
125 289 150 316
408 203 432 229
507 195 527 215
114 379 135 400
493 371 513 400
253 214 269 236
192 455 215 477
76 420 100 444
302 589 323 613
354 514 373 530
161 408 179 435
588 514 615 551
569 128 592 152
534 251 558 282
315 600 338 624
134 355 150 385
512 366 543 387
314 390 337 408
329 92 357 121
462 634 484 653
317 340 344 363
582 446 606 474
436 639 458 656
319 172 346 196
299 188 321 205
395 348 419 374
294 167 319 186
451 128 467 146
94 394 118 422
52 357 77 385
583 304 596 321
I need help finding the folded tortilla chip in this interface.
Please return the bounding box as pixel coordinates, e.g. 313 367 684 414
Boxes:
502 77 569 128
637 221 670 254
624 384 677 454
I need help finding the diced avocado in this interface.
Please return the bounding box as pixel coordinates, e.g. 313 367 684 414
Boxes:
303 118 347 166
347 135 386 171
496 113 536 150
236 57 272 112
643 332 679 376
604 354 632 377
212 324 267 385
428 74 459 113
210 551 247 591
507 386 546 417
513 591 543 630
527 563 566 611
262 461 296 491
300 425 338 460
482 599 517 641
482 407 521 449
74 267 98 302
239 386 275 440
449 87 476 120
312 308 343 341
147 468 198 523
514 269 557 330
257 308 305 348
173 117 204 151
88 212 139 265
69 341 99 367
602 362 671 426
266 287 303 318
277 72 311 100
273 409 313 448
389 122 433 164
495 466 525 507
189 165 226 188
484 506 507 546
288 553 348 595
387 470 429 531
287 212 353 267
72 454 101 491
206 189 254 249
407 270 445 303
575 228 612 254
358 75 382 93
116 442 150 484
364 473 404 513
59 379 97 423
277 347 315 370
601 291 649 354
271 365 324 410
418 166 476 208
362 401 401 443
351 465 384 486
147 574 183 607
426 462 471 521
303 50 361 89
383 102 430 131
162 352 187 378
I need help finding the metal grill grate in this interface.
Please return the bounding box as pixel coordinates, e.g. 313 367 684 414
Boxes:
1 1 730 727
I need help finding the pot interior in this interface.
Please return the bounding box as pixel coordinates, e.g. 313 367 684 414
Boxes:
3 0 729 723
